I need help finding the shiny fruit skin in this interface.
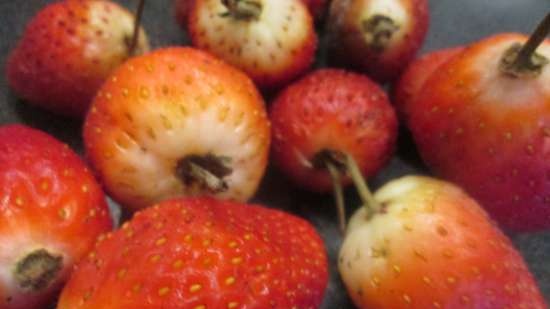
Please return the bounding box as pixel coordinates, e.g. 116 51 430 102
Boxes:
0 125 112 309
57 197 329 309
270 69 398 192
6 0 149 117
340 176 547 309
84 47 270 211
328 0 429 82
409 33 550 231
393 47 464 121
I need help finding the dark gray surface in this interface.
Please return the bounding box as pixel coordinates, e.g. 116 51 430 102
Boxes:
1 0 549 308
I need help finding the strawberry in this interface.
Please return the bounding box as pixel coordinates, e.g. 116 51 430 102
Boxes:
84 47 271 212
177 0 326 27
0 125 112 309
57 197 328 309
393 46 464 121
270 69 397 231
7 0 149 117
408 14 550 231
270 69 397 193
188 0 317 89
327 0 429 82
340 175 547 309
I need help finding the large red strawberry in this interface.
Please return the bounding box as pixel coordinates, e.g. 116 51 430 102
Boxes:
7 0 149 117
340 175 547 308
270 69 397 231
57 197 328 309
327 0 429 82
408 15 550 231
393 46 464 120
0 125 112 309
84 47 271 212
188 0 317 89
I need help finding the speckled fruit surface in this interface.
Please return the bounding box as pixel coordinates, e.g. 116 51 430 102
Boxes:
0 0 548 308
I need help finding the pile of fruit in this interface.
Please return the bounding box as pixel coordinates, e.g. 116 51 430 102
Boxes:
1 0 549 308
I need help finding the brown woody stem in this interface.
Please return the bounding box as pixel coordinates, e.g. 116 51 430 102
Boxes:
176 154 233 193
129 0 145 56
500 13 550 78
221 0 262 20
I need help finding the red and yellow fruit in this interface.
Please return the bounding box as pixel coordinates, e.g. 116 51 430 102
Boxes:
340 176 547 308
7 0 149 117
0 125 112 309
84 47 270 211
328 0 429 82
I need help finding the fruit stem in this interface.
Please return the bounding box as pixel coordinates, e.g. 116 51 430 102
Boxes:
176 154 232 193
14 249 63 292
500 12 550 78
345 154 380 218
362 15 400 52
326 161 346 234
221 0 262 20
129 0 145 56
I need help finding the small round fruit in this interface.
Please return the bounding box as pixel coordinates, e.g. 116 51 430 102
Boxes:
188 0 317 89
7 0 149 117
84 47 270 211
270 69 398 192
327 0 429 82
0 125 112 309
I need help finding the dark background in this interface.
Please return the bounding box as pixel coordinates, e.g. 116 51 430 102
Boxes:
1 0 549 308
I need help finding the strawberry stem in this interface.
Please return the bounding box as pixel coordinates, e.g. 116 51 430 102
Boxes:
326 161 346 234
221 0 262 20
500 12 550 78
362 15 400 52
176 154 233 193
129 0 145 56
14 249 63 292
345 154 380 218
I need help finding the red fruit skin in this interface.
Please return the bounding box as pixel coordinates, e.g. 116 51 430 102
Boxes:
328 0 429 82
0 125 112 309
6 0 148 117
174 0 193 28
393 47 464 120
303 0 327 20
188 0 317 90
270 69 398 192
409 33 550 231
57 197 328 309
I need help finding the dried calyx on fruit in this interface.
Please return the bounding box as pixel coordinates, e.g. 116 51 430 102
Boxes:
500 13 550 78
